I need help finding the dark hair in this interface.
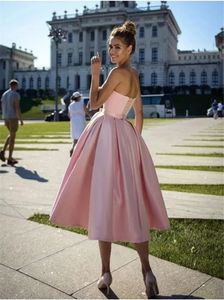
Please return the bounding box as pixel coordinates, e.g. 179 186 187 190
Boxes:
70 96 81 102
110 20 136 54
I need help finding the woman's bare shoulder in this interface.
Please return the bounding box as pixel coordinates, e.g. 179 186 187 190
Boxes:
130 67 139 77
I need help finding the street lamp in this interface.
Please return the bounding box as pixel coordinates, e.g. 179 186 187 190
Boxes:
48 26 67 121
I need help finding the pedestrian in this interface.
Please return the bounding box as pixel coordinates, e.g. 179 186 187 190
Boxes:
211 99 218 119
68 91 89 156
50 21 169 298
0 79 23 165
217 102 223 118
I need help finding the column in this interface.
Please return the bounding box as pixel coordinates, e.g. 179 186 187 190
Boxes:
5 60 10 88
82 29 87 65
94 28 99 54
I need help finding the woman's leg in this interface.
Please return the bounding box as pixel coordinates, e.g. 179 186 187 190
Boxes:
134 241 151 276
98 241 112 275
134 241 159 297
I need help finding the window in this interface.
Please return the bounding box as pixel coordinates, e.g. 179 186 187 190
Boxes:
201 70 207 85
168 71 175 86
66 76 70 89
79 32 83 42
58 76 61 88
29 77 33 89
58 53 62 66
212 70 218 86
68 32 73 43
102 30 107 41
122 1 128 7
152 47 158 63
75 74 80 89
151 72 157 86
3 61 6 69
179 71 185 85
37 77 41 89
139 27 144 38
102 50 107 64
87 74 91 89
68 53 72 65
190 70 196 85
90 31 95 41
139 73 144 85
79 52 83 65
109 1 115 7
152 25 157 37
45 77 49 89
139 48 145 63
22 78 26 89
90 51 94 60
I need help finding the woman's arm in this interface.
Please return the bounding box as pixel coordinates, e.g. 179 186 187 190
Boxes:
90 53 121 109
133 93 143 134
132 73 143 134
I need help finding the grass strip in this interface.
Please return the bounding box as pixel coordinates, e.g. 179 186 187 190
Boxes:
1 141 71 144
0 122 70 138
173 145 224 148
160 184 223 196
28 214 224 279
155 165 224 172
157 152 224 157
184 139 224 141
13 147 58 151
192 135 224 137
14 136 70 139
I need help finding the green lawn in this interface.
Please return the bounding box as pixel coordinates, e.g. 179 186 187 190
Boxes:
160 184 223 196
156 165 224 172
157 152 224 157
0 122 70 140
28 214 224 280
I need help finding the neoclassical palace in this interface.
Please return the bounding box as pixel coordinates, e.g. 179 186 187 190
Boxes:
0 1 223 94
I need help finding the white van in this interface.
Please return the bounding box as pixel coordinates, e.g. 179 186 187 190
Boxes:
128 94 176 118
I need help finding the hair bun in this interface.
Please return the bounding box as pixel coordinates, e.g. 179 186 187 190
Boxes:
123 21 136 36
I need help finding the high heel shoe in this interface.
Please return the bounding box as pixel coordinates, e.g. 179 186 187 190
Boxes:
97 272 112 295
144 271 159 298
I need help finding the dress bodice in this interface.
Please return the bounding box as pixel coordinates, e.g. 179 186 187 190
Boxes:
103 91 135 119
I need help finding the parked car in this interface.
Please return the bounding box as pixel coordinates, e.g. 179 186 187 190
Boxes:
45 97 99 121
45 109 69 121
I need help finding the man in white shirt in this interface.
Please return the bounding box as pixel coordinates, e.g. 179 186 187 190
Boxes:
0 79 23 165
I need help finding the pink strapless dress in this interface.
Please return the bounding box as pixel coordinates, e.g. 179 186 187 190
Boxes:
50 91 169 243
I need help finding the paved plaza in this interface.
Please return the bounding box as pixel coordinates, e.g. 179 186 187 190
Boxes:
0 117 223 299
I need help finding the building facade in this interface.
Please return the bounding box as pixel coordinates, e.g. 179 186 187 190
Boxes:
0 43 36 90
0 1 223 94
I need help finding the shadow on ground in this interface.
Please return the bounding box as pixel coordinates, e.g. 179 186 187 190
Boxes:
15 166 48 182
101 288 203 299
0 169 9 174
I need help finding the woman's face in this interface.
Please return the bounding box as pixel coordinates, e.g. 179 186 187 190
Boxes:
108 36 132 65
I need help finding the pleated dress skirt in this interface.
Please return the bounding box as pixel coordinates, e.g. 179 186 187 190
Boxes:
50 91 169 243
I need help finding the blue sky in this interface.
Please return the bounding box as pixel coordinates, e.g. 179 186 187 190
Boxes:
0 1 223 68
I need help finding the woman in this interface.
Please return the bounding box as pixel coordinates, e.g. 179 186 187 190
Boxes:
50 21 169 298
68 91 88 156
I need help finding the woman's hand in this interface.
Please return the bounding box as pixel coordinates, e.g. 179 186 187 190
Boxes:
91 52 101 76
